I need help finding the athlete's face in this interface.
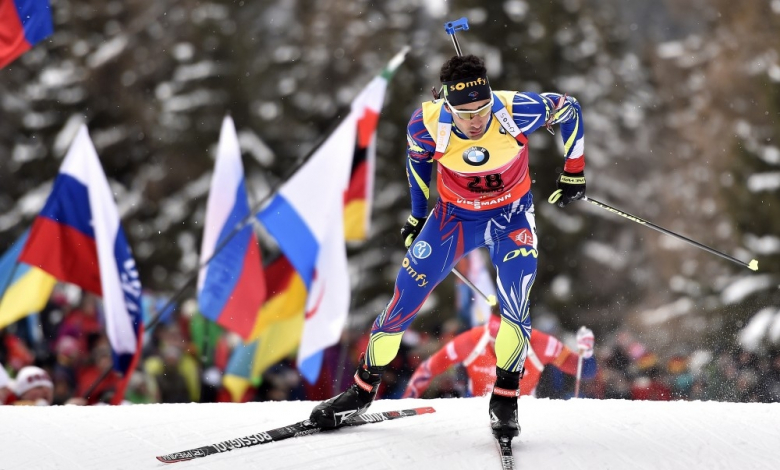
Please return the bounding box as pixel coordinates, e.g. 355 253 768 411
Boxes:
449 98 492 139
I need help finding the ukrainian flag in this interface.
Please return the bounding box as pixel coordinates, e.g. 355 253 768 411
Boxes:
0 229 56 330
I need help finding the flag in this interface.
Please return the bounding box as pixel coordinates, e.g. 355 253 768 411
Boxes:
257 115 354 384
222 340 258 402
343 47 409 242
197 115 266 340
222 256 306 401
257 49 410 383
0 229 57 330
18 125 143 384
0 0 53 69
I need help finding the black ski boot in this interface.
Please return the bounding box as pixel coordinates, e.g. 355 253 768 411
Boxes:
310 354 384 429
489 366 522 439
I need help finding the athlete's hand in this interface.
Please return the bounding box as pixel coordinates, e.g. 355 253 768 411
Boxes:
401 215 426 248
576 326 595 359
548 171 586 207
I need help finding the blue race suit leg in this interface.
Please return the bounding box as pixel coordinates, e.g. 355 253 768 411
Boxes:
366 194 537 373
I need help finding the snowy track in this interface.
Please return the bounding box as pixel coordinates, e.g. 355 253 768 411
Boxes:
1 397 778 469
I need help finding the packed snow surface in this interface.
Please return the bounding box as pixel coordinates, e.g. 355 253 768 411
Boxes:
1 396 778 469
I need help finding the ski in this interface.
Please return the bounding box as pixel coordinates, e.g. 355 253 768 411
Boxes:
156 406 436 464
495 435 516 470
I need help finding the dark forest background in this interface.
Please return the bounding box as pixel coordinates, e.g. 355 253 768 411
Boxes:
1 0 779 355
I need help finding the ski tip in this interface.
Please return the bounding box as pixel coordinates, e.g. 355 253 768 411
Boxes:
156 455 193 464
413 406 437 415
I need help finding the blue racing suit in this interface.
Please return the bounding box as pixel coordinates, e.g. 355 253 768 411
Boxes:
365 90 585 374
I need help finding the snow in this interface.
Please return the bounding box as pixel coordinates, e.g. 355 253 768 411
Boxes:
86 35 128 69
720 274 775 305
173 62 221 82
739 307 780 350
747 172 780 192
640 298 694 326
656 41 685 59
738 307 778 351
744 234 780 256
1 397 778 469
582 240 629 270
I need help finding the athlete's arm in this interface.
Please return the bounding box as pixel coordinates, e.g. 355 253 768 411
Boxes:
510 91 585 173
406 107 435 218
532 330 596 379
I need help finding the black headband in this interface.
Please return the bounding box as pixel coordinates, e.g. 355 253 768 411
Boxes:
442 75 491 106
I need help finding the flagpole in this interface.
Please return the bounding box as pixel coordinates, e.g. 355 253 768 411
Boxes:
118 49 408 398
144 45 411 344
84 72 375 401
141 111 353 337
81 48 409 403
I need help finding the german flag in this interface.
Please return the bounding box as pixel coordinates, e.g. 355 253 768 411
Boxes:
343 47 409 242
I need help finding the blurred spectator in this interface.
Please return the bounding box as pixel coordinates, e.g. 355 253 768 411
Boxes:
147 345 192 403
256 360 306 402
125 371 161 404
1 329 35 372
667 355 694 399
75 335 120 405
11 365 54 406
4 282 780 406
56 293 102 354
144 324 201 403
51 335 83 403
403 315 597 399
631 366 672 401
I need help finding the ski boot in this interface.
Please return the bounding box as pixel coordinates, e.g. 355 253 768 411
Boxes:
489 366 522 439
310 353 384 428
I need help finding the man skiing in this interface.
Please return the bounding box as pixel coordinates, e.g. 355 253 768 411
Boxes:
402 315 596 399
310 54 586 439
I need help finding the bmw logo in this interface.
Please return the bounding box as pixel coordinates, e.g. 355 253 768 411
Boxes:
412 241 432 259
463 146 490 166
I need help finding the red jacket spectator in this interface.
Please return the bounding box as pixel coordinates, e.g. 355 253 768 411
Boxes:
404 315 596 398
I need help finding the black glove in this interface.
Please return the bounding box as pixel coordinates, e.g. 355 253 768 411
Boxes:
549 171 586 207
401 215 426 248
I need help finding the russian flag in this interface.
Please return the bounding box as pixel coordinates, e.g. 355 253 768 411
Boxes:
197 115 266 340
257 110 354 383
0 0 53 69
18 124 143 378
256 48 409 383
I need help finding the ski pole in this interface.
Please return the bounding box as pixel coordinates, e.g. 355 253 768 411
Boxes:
549 193 759 271
452 267 498 307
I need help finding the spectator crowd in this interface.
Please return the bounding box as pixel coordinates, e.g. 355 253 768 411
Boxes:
2 284 780 406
